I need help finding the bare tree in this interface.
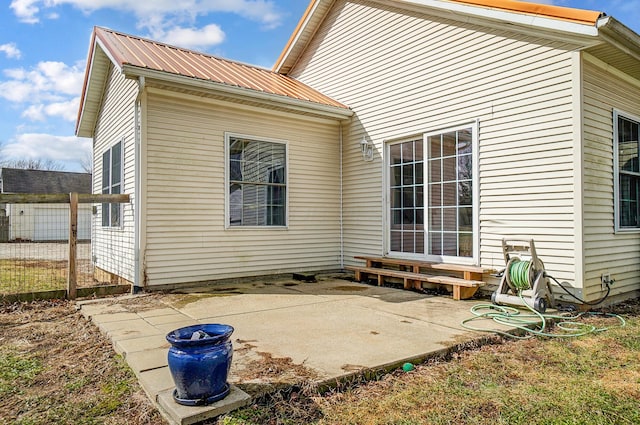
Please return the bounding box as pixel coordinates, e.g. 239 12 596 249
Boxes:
79 151 93 174
0 158 66 171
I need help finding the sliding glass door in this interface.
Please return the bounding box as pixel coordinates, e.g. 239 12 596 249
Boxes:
387 124 476 261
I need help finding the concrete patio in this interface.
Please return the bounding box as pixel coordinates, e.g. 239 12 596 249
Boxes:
78 274 512 424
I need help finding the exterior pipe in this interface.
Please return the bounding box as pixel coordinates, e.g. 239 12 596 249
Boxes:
133 76 145 291
339 122 344 270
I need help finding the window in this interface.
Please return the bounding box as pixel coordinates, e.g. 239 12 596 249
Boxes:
388 124 476 260
426 128 474 257
102 140 122 227
227 135 286 227
615 111 640 231
389 139 424 253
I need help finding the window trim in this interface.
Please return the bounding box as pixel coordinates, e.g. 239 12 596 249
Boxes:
613 109 640 233
384 121 479 264
101 139 124 229
224 132 289 230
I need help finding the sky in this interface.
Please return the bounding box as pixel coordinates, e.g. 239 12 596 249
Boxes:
0 0 639 173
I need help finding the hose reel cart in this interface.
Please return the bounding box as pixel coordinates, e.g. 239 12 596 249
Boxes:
492 239 555 313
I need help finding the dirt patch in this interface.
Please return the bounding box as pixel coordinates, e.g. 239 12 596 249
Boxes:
162 293 238 309
233 339 321 385
0 300 164 424
330 285 369 292
240 352 319 380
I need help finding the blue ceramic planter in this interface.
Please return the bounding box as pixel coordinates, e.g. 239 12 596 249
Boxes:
166 324 234 406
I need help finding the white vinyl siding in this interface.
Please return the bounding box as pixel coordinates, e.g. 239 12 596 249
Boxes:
582 55 640 301
91 64 137 283
289 0 580 283
144 90 341 286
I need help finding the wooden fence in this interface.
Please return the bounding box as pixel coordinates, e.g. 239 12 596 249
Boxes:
0 193 130 300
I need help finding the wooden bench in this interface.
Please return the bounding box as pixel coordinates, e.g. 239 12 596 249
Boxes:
345 266 484 300
349 256 495 300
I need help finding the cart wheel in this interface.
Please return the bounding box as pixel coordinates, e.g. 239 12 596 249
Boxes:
534 297 547 314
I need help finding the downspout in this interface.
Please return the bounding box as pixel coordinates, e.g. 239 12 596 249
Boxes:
133 76 145 291
339 122 344 270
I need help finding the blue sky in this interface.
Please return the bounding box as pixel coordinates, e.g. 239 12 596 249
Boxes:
0 0 639 173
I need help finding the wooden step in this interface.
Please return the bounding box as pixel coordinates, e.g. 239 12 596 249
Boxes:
345 266 485 300
353 255 493 275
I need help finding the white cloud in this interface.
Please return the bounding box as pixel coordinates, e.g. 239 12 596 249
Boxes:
21 97 80 122
0 43 22 59
10 0 284 30
0 61 84 106
2 133 92 166
9 0 40 24
157 24 226 50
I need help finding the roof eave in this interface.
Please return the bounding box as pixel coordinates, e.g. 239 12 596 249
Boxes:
274 0 329 74
274 0 605 75
75 30 98 137
121 65 353 120
393 0 601 36
597 16 640 64
76 31 120 138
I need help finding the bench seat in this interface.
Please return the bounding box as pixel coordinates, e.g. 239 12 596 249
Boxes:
345 266 485 300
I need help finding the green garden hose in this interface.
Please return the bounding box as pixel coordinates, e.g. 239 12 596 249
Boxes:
462 291 626 339
508 260 532 290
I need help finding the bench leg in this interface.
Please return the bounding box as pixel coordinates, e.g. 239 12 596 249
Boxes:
354 270 362 281
377 274 384 286
412 266 421 290
453 286 479 300
464 271 483 281
403 278 410 290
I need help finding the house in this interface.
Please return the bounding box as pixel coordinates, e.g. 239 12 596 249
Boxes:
76 0 640 305
0 168 92 241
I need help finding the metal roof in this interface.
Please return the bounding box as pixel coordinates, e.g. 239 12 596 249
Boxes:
0 168 91 194
94 27 347 109
445 0 603 25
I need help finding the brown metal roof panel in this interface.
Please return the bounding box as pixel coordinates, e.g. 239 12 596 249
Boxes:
139 43 197 77
202 56 261 89
126 37 188 76
94 27 348 109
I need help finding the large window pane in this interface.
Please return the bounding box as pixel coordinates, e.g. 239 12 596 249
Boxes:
620 174 639 227
111 142 121 186
228 137 287 227
425 127 474 258
388 139 425 254
102 151 110 191
617 114 640 229
101 141 122 228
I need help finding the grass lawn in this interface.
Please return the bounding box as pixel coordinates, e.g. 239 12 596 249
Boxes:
0 300 163 424
1 297 638 425
0 259 99 295
0 259 67 294
221 300 640 425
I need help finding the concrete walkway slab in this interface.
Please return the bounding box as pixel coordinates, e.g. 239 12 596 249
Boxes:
157 386 251 425
78 277 513 425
